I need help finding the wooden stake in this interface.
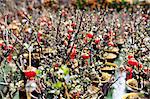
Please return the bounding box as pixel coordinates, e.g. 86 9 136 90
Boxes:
29 51 31 67
26 91 31 99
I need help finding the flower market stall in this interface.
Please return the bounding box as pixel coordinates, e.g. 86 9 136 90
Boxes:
0 0 149 99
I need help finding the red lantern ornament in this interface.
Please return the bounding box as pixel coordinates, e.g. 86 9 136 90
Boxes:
86 33 93 38
24 71 36 78
127 60 138 67
81 53 90 59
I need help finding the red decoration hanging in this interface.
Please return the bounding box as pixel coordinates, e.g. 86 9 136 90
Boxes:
24 71 36 78
68 29 74 33
127 60 138 67
86 33 93 38
70 48 76 59
126 67 133 80
7 54 12 63
71 22 76 27
67 34 71 40
94 38 100 44
81 53 90 59
108 41 114 47
128 55 134 59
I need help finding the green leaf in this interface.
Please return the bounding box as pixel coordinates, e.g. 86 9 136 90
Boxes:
61 65 69 75
53 81 62 89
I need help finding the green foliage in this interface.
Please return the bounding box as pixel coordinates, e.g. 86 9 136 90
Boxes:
52 81 62 89
60 65 69 76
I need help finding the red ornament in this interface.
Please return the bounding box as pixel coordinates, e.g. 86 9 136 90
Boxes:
71 23 76 27
128 55 134 59
55 63 59 67
108 41 114 47
67 34 71 40
94 38 100 44
127 60 138 67
61 10 67 16
7 54 12 63
86 33 93 38
64 40 68 46
70 48 76 59
139 63 143 69
68 29 74 33
81 53 90 59
126 67 133 80
38 31 42 42
144 68 150 73
7 45 13 50
24 71 36 78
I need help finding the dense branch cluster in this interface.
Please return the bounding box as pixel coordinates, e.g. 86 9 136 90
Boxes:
0 1 149 99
